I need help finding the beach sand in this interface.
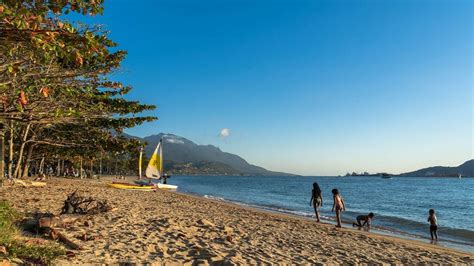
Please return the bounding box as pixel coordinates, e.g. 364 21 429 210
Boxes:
1 177 472 264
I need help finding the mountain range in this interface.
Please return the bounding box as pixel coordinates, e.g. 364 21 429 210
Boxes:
124 133 294 176
123 132 472 177
399 159 474 177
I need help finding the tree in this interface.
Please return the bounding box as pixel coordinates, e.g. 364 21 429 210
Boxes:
0 1 156 183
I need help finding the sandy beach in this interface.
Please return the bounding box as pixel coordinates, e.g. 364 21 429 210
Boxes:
1 177 473 264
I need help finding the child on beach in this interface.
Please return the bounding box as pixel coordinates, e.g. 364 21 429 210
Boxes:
331 189 345 228
352 213 374 229
309 182 323 222
428 209 438 240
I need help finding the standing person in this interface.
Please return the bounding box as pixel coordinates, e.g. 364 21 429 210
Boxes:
427 209 438 241
309 182 323 222
162 173 169 184
331 188 345 228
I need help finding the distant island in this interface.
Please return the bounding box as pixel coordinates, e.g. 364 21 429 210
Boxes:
398 159 473 177
345 172 393 177
345 159 473 178
124 133 296 176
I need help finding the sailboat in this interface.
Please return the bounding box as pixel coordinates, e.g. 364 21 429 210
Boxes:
134 138 178 190
109 138 178 190
459 174 462 179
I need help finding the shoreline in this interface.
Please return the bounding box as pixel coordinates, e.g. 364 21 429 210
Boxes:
1 177 473 264
86 176 474 256
98 175 474 253
170 175 474 251
174 190 474 255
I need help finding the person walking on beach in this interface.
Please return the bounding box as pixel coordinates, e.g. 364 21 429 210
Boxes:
428 209 438 241
331 188 345 228
309 182 323 222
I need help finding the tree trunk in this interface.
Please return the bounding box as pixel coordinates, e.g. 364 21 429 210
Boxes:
7 120 13 178
57 158 61 176
79 157 83 179
90 159 93 178
21 143 35 178
39 155 45 174
13 123 31 179
34 159 39 175
99 153 102 178
0 122 5 186
61 159 65 176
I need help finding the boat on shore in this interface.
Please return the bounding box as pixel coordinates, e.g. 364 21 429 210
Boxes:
108 182 156 191
110 138 178 190
135 138 178 190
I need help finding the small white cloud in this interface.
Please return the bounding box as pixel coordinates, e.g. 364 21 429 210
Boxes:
165 138 184 144
219 128 230 139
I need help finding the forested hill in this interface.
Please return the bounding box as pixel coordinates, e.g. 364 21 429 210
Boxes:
125 133 295 176
399 160 474 177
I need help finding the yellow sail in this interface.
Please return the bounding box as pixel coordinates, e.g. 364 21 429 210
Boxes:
146 140 162 179
139 147 143 179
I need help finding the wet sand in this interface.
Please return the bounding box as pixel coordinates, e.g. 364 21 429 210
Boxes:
1 177 473 264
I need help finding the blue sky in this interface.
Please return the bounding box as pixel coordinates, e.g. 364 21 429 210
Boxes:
75 0 472 175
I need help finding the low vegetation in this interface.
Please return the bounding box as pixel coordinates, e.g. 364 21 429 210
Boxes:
0 200 65 264
0 200 18 245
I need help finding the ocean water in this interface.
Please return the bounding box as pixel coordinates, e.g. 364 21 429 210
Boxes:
168 175 474 251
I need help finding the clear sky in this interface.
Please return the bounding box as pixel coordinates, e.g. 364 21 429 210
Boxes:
75 0 473 175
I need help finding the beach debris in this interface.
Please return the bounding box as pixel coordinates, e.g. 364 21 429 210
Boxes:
25 238 46 245
20 192 114 250
16 192 114 251
38 216 61 228
0 246 6 255
84 220 93 227
197 219 215 228
66 251 76 258
9 179 46 188
43 227 82 250
23 213 82 250
76 233 95 242
61 191 112 215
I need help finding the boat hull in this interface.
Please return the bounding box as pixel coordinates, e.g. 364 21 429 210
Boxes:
134 179 178 190
156 183 178 190
108 182 156 191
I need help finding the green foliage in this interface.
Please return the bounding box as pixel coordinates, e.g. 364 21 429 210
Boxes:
1 0 157 176
7 241 65 264
0 201 65 264
0 200 19 245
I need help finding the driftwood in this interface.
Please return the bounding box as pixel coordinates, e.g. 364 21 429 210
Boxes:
34 215 82 250
25 193 114 251
37 214 87 228
42 227 82 250
61 191 112 215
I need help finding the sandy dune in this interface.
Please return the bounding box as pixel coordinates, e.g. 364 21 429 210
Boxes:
1 178 472 264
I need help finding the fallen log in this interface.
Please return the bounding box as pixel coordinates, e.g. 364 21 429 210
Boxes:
42 228 82 250
21 193 114 251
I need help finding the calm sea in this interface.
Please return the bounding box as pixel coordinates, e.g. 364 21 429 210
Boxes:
168 176 473 252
